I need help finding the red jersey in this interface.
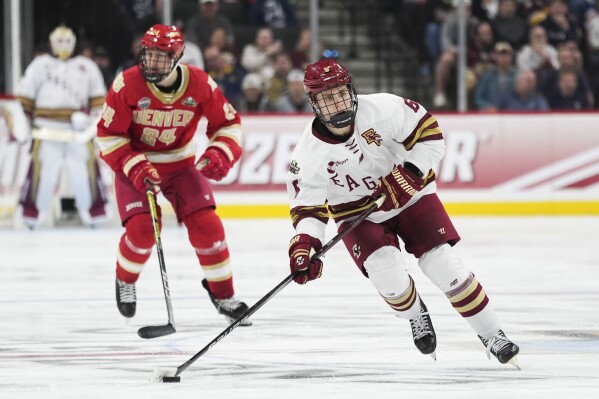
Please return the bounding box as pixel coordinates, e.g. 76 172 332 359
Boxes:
97 65 242 174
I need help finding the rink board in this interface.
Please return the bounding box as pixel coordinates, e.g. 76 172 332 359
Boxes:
2 101 599 218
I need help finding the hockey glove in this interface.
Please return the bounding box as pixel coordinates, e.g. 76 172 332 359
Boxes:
289 234 323 285
197 146 233 181
373 163 424 212
122 154 162 193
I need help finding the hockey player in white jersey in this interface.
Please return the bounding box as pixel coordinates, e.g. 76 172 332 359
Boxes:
287 59 520 368
15 25 109 228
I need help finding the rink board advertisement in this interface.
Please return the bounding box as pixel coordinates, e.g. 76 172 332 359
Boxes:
1 97 599 219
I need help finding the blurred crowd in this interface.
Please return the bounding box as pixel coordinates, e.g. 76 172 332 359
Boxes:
418 0 599 110
28 0 313 114
26 0 599 112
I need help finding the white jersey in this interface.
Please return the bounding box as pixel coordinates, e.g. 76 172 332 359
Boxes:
287 93 445 242
15 54 106 130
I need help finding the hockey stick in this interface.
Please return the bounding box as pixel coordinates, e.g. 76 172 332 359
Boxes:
151 195 386 382
138 187 177 339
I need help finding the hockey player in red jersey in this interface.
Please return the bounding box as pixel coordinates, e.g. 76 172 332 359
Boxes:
97 24 251 325
286 59 519 368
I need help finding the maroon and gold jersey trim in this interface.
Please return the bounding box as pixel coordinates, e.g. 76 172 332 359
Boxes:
291 204 329 228
403 113 443 151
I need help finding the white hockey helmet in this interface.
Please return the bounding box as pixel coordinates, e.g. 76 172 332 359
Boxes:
49 25 76 60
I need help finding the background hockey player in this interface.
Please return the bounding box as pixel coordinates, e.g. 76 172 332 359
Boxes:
15 25 110 228
286 59 519 368
97 24 251 326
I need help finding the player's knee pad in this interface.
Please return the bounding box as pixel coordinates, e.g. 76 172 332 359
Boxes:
363 246 410 298
184 208 225 247
184 208 230 266
419 243 470 293
124 214 157 249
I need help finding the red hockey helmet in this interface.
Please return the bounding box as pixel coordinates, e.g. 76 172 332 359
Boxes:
139 24 185 83
303 59 358 129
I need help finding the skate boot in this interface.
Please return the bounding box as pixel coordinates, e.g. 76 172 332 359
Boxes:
116 278 137 318
479 329 520 370
202 279 252 326
408 299 437 359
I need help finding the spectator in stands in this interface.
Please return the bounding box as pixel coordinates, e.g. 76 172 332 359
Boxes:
467 21 496 81
240 27 283 79
250 0 297 29
186 0 234 49
122 0 161 33
540 42 594 107
180 39 205 69
291 28 315 70
264 52 293 105
539 0 578 48
203 46 244 108
544 68 591 109
238 73 268 113
93 46 115 87
474 41 517 110
491 0 528 51
117 33 144 75
471 0 500 22
516 26 558 75
208 26 239 60
432 0 477 108
270 69 312 113
497 69 550 110
423 0 454 74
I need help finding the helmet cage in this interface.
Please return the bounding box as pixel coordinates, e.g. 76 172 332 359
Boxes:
308 82 358 129
138 24 185 83
138 48 182 83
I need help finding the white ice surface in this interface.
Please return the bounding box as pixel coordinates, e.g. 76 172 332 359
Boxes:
1 216 598 398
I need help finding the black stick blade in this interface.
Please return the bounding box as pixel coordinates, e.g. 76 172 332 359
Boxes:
138 323 176 339
163 376 181 383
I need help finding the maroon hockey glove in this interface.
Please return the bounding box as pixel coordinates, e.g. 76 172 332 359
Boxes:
289 234 324 285
122 154 162 193
197 147 233 181
373 164 424 211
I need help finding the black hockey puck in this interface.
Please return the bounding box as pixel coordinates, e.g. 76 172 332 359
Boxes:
163 376 181 383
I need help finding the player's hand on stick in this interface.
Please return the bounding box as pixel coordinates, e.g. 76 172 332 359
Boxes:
288 234 323 284
197 147 232 181
122 154 162 193
373 163 424 212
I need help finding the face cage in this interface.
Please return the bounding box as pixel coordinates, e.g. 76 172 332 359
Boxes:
138 48 181 83
309 83 358 129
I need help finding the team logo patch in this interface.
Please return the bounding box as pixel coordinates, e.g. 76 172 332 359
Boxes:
352 244 361 259
361 128 382 146
182 96 198 107
289 160 300 174
138 97 151 110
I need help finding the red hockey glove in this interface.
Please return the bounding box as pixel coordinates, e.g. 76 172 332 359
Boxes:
289 234 323 285
197 147 233 181
122 154 162 193
372 163 424 212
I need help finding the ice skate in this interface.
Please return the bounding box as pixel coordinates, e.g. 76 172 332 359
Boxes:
116 278 137 318
202 279 252 326
479 329 520 370
409 299 437 359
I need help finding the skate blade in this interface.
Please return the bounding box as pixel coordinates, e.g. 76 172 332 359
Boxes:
429 351 437 361
224 315 253 326
507 355 521 370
